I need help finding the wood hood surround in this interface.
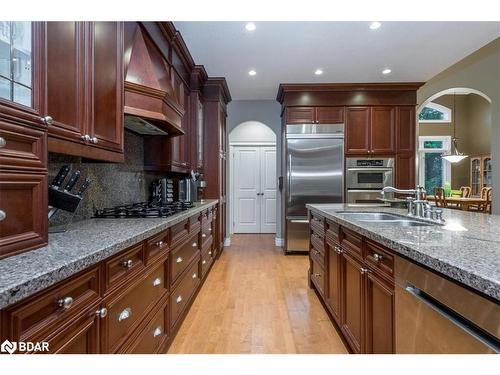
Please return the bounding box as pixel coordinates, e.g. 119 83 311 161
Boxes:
123 23 185 136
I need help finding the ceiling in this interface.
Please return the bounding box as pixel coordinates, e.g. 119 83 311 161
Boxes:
175 21 500 100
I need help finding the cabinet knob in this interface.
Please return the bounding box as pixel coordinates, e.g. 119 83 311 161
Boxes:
153 277 161 286
42 116 54 125
0 210 6 222
334 246 342 254
96 307 108 318
373 253 383 262
81 134 91 142
360 267 369 274
122 259 133 269
202 260 206 265
192 273 197 279
176 295 183 304
208 227 212 232
118 307 132 322
176 256 183 263
208 251 212 256
202 233 207 238
90 137 98 144
314 273 321 277
0 137 6 148
153 327 162 338
156 240 164 248
57 296 74 309
192 242 197 247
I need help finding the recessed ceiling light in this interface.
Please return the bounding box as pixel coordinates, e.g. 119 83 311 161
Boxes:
369 22 382 30
382 68 392 75
314 69 323 75
245 22 256 31
248 70 257 76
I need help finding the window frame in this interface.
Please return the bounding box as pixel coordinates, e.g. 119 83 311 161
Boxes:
418 136 452 192
418 102 452 123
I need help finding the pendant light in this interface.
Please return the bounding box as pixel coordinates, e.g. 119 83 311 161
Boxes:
442 92 468 163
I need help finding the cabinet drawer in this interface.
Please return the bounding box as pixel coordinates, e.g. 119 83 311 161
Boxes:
200 244 214 279
310 232 324 255
104 262 167 353
341 227 363 259
310 213 325 235
311 257 325 296
170 231 200 286
326 219 340 244
365 240 394 278
170 258 200 329
170 219 189 247
200 223 213 248
0 172 48 259
124 298 169 354
189 214 201 234
146 230 169 264
201 209 213 227
2 267 100 342
310 245 325 269
0 120 47 171
103 243 146 293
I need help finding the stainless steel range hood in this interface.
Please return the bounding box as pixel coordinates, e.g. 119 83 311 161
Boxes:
124 115 169 136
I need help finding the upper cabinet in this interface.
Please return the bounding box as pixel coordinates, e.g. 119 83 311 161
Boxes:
345 107 371 154
285 106 344 124
396 106 416 154
44 22 124 162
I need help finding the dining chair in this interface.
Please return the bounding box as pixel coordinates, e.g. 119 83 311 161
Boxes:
477 188 493 214
433 187 447 208
460 186 471 198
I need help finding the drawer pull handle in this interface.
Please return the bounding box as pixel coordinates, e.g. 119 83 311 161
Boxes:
0 137 6 148
202 233 207 238
153 277 161 286
156 240 164 248
96 307 108 318
176 256 183 263
192 242 197 247
334 246 342 254
118 307 132 322
122 259 133 269
314 273 321 278
373 253 383 262
57 296 74 309
153 327 162 338
42 115 54 125
176 295 183 304
0 210 6 222
360 267 368 274
192 273 197 279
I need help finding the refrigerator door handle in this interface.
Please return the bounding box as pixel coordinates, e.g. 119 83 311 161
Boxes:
288 154 292 203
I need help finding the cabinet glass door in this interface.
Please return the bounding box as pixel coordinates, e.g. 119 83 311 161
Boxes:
471 158 481 196
0 22 32 107
483 157 492 188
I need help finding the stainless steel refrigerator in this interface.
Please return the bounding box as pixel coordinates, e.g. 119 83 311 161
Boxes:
284 124 344 253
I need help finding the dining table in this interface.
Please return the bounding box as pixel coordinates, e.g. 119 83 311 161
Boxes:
426 195 487 211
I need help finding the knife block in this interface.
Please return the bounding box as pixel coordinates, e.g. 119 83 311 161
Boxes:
48 187 86 233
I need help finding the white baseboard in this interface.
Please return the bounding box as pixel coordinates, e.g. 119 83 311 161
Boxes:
275 237 284 247
223 237 231 247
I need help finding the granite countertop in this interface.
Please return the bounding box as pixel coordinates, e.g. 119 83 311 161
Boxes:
0 200 218 309
306 204 500 301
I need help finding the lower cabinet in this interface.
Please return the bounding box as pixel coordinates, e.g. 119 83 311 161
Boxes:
0 205 217 354
310 212 396 354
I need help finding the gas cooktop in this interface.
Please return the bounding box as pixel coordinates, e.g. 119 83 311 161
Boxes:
94 201 194 218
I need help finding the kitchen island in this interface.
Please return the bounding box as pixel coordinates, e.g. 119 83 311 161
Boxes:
306 203 500 354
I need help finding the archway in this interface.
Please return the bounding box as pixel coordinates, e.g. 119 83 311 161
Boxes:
228 121 279 242
417 88 492 201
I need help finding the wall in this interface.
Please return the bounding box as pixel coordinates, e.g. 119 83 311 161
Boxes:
418 94 491 188
229 120 277 143
226 100 283 240
417 37 500 211
48 131 160 227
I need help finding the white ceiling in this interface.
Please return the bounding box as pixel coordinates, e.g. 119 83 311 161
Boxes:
175 21 500 100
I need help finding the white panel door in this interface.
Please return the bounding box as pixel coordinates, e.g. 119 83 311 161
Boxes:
233 145 277 234
260 147 277 233
234 147 260 233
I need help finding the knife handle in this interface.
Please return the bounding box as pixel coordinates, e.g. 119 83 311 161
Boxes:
64 170 81 192
52 165 71 188
77 177 91 196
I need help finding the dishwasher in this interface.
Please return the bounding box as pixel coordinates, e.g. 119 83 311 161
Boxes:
394 256 500 353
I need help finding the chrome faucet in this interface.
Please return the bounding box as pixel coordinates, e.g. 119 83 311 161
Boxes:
381 186 444 223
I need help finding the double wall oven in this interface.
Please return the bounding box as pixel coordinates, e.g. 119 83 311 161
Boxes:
346 157 394 204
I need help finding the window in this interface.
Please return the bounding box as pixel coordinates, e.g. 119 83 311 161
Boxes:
418 136 451 195
418 102 452 123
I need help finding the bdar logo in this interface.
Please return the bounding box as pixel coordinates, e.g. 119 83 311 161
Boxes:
1 339 17 354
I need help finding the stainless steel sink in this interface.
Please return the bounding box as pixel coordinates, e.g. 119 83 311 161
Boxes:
336 211 433 227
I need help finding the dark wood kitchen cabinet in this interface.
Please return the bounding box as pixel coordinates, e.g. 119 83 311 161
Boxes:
44 21 124 162
345 107 370 154
309 211 397 354
396 106 416 154
395 154 415 190
285 106 344 124
0 22 48 259
0 205 217 353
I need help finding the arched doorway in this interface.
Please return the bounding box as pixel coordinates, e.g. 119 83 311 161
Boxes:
417 88 492 199
228 121 278 238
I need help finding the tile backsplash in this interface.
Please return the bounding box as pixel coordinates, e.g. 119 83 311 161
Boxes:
48 131 161 226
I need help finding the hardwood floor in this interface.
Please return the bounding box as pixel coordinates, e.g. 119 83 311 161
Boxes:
168 234 348 354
